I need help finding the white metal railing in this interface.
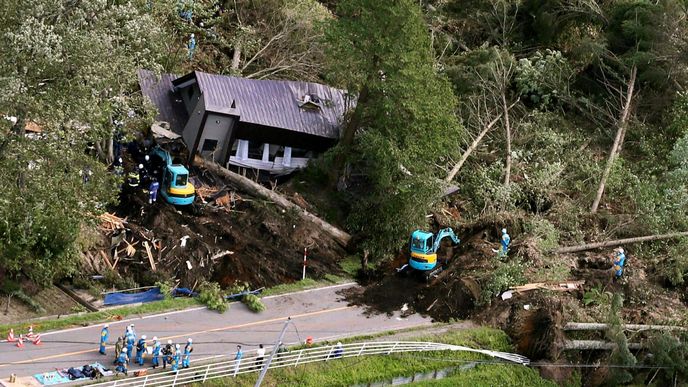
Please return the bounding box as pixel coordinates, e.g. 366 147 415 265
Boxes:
84 341 530 387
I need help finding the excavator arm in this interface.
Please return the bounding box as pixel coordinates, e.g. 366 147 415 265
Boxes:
432 228 460 253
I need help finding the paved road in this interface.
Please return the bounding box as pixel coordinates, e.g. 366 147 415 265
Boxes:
0 284 430 380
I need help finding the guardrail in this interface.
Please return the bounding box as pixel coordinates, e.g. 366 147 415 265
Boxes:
86 341 530 387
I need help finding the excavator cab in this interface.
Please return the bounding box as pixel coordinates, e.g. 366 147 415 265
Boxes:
151 147 196 206
409 230 439 271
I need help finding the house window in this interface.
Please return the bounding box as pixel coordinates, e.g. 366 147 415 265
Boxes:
232 139 249 160
202 139 218 152
247 141 263 160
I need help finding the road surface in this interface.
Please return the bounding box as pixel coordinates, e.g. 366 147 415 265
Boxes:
0 283 430 380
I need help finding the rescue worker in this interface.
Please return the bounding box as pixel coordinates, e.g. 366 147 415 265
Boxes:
333 342 343 358
125 329 136 361
151 337 161 369
114 336 124 364
136 335 148 366
500 228 511 257
276 342 288 359
612 247 626 279
115 350 129 375
149 178 160 204
182 338 193 368
172 344 181 372
188 33 196 60
126 169 140 189
80 166 93 184
162 339 173 369
99 324 109 355
138 163 148 185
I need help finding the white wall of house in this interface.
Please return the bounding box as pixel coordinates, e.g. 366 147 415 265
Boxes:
227 139 314 175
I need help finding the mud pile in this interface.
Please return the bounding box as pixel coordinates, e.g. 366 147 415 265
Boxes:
96 164 346 290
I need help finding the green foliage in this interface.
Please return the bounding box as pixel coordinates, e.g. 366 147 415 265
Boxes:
11 289 46 314
155 280 174 301
523 217 559 253
242 293 266 313
582 286 612 307
515 49 572 108
604 293 636 385
479 257 527 305
645 332 688 383
197 281 228 313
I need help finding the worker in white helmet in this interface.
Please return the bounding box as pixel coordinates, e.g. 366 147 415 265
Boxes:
136 335 148 366
612 247 626 279
152 337 161 369
500 228 511 257
172 344 181 372
162 339 174 369
183 338 193 368
99 324 109 355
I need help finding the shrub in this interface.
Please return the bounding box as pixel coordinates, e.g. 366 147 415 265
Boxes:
243 293 266 313
479 258 527 305
198 281 228 313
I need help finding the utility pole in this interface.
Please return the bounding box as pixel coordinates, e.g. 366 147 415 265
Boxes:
254 317 291 387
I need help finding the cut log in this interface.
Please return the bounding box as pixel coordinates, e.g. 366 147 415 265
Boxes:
555 231 688 254
195 157 351 247
564 323 687 332
563 340 642 351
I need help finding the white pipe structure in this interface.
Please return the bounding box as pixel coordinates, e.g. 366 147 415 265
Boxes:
83 341 530 387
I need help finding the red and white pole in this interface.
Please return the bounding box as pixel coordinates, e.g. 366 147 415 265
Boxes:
302 247 308 280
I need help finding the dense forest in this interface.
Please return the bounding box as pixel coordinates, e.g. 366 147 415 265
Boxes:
2 0 688 384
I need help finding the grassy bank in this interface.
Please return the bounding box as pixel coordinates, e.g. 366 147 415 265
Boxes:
0 297 200 338
1 257 360 337
197 328 557 387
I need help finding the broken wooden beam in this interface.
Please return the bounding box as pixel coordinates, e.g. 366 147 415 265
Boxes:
143 241 156 272
564 322 687 332
555 231 688 254
195 157 351 247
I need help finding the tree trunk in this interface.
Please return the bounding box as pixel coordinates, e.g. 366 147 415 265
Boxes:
107 135 114 164
563 340 643 351
231 43 242 71
555 230 688 254
591 65 637 213
329 85 370 189
445 113 502 182
501 93 512 186
195 157 352 247
564 322 687 332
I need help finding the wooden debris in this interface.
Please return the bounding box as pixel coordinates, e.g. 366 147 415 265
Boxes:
99 250 113 270
143 241 156 272
210 250 234 261
99 213 127 232
510 280 584 294
564 322 687 332
555 231 688 254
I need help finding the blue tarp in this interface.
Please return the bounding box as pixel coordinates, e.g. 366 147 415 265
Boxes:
173 287 198 297
34 363 110 385
103 288 164 306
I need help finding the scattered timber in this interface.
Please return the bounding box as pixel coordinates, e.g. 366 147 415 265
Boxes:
55 283 99 312
195 157 351 247
555 231 688 254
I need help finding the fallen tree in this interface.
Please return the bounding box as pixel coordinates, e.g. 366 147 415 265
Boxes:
555 231 688 254
564 323 687 332
194 157 351 248
563 340 643 351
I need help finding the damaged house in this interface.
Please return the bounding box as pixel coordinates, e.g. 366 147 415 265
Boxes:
138 69 351 175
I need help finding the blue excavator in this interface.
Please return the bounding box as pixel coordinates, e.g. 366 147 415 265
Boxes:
398 228 460 280
150 147 196 206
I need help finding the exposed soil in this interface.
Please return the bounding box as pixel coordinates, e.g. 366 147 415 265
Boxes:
0 287 80 324
97 163 346 292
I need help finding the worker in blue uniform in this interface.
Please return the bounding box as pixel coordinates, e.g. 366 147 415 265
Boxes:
125 330 136 361
135 335 148 366
151 337 161 369
172 344 181 372
182 338 193 368
500 228 511 257
115 351 129 375
613 247 626 278
99 324 109 355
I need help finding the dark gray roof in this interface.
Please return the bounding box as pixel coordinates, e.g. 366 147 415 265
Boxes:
182 71 350 139
137 69 189 134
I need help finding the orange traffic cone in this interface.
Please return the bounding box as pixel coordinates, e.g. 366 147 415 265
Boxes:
32 334 42 345
16 335 24 348
305 336 313 346
7 328 16 342
26 325 35 339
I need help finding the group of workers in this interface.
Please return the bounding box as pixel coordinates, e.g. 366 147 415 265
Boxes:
114 148 161 205
495 227 626 279
99 324 193 375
